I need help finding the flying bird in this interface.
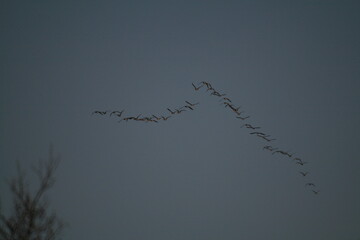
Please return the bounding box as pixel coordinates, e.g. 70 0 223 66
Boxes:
263 145 278 151
201 81 213 90
296 161 308 166
241 124 260 130
250 132 269 137
185 101 199 106
236 115 250 120
305 183 316 187
151 115 161 121
161 115 171 121
110 110 124 117
295 158 308 165
192 83 203 91
223 102 233 108
312 190 320 194
175 108 186 114
167 108 176 114
272 150 289 156
299 171 309 176
92 110 107 115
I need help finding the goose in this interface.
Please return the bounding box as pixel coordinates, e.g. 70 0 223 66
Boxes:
201 81 212 89
161 115 171 121
236 115 250 120
263 145 278 151
296 161 308 166
92 110 107 115
167 108 176 114
110 110 124 117
175 108 186 114
299 171 309 176
250 132 269 137
223 102 233 108
294 158 307 165
272 150 288 155
185 101 199 106
241 124 260 130
151 115 161 121
192 83 203 91
259 136 276 142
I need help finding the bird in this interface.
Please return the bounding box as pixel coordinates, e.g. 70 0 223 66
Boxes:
151 115 161 121
192 83 203 91
185 101 199 106
294 158 307 165
92 110 107 115
241 123 256 129
122 117 133 122
312 190 320 194
299 171 309 176
223 102 233 108
236 115 250 120
201 81 213 91
110 110 124 117
263 145 278 151
167 108 176 114
175 108 186 114
211 90 226 97
250 132 269 137
272 150 289 156
305 183 316 187
161 115 171 121
296 161 308 166
222 97 232 102
241 124 260 130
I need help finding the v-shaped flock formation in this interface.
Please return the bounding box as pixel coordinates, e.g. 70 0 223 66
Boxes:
92 82 319 195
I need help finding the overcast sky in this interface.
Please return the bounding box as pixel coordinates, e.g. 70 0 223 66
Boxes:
1 1 360 240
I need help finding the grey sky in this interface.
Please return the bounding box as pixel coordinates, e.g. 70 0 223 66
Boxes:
1 1 360 240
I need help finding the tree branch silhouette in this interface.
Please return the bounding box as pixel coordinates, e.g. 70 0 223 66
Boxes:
0 146 64 240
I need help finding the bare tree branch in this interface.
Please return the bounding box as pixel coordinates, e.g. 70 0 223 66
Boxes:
0 146 64 240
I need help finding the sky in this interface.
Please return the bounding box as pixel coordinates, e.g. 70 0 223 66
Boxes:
1 1 360 240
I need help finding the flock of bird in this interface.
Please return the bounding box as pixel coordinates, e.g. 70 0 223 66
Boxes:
92 100 199 123
92 81 319 195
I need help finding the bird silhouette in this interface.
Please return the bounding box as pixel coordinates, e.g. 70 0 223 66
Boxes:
305 183 316 187
161 115 171 121
272 150 289 156
241 124 260 130
299 171 309 176
185 101 199 106
192 83 203 91
250 132 269 137
167 108 176 114
294 158 307 165
110 110 124 117
236 115 250 120
175 108 186 114
151 115 161 121
92 110 107 115
263 145 278 151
